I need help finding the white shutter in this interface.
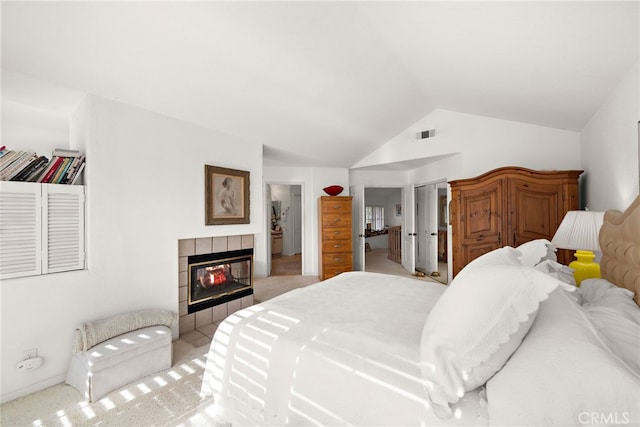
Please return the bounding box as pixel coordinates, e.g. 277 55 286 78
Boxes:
42 184 85 273
0 182 42 279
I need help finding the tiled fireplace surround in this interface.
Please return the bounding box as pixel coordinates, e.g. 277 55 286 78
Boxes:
178 234 255 347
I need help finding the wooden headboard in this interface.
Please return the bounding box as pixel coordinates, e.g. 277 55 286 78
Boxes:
599 195 640 303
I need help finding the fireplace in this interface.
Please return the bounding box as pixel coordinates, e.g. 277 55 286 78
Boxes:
187 248 253 314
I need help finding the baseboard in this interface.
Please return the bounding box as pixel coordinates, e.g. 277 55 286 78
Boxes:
0 373 66 404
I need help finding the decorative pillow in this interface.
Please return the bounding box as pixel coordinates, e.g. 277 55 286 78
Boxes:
419 262 573 417
515 239 557 267
579 278 640 374
534 259 576 287
578 278 635 306
486 288 640 426
455 246 522 280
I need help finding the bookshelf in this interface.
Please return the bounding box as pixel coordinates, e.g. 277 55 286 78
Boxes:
0 147 85 184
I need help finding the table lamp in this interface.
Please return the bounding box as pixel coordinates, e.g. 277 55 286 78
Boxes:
551 210 604 286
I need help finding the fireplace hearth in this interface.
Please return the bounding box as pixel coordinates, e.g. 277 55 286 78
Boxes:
187 248 253 314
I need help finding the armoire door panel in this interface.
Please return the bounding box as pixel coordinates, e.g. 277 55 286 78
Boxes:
463 242 501 266
461 182 503 240
509 179 561 246
451 179 503 276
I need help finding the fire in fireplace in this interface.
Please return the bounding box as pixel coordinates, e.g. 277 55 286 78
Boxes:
187 248 253 314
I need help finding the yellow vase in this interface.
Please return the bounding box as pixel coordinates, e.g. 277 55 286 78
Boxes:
568 250 601 286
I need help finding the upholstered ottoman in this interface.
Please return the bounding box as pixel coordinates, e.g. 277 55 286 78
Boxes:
65 325 172 402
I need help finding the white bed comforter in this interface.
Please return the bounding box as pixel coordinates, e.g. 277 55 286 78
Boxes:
201 272 489 426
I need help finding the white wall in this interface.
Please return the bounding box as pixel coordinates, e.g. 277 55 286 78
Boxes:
1 71 85 156
580 62 640 211
349 169 409 187
261 166 349 277
351 109 582 193
0 94 263 402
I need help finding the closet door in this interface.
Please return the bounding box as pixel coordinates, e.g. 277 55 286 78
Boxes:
0 182 85 279
451 179 504 276
0 182 42 279
42 184 85 273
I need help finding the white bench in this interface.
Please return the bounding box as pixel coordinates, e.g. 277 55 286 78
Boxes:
65 324 172 402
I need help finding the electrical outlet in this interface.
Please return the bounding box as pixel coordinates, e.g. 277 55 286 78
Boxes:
23 348 37 360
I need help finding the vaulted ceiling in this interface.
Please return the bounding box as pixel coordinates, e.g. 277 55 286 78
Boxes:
2 1 638 168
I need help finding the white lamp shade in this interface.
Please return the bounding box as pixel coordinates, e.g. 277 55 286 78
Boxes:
551 210 604 251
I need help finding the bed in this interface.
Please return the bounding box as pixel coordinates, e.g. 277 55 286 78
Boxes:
200 196 640 426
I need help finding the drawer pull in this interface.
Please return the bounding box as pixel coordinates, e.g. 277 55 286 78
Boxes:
334 244 342 248
333 218 342 223
333 205 342 209
334 257 342 262
334 231 341 235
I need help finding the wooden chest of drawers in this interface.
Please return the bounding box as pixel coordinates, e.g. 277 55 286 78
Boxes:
318 196 353 280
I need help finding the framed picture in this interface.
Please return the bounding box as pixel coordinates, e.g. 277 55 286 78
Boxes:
395 203 402 216
205 165 250 225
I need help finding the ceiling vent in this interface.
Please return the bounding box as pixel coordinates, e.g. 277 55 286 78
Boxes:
417 129 436 139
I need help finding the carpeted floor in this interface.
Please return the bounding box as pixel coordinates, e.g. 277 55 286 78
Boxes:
365 248 444 285
1 341 215 427
253 274 318 303
270 253 302 276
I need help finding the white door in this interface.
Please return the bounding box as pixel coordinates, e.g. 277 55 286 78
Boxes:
292 190 302 254
350 184 365 271
426 184 439 274
401 185 415 273
415 185 428 272
265 184 273 275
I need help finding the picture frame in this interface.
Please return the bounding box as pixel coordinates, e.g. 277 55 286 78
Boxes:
395 203 402 216
205 165 250 225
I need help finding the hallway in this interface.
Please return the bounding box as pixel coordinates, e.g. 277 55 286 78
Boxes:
271 253 302 276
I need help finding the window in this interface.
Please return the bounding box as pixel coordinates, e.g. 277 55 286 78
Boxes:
365 206 385 231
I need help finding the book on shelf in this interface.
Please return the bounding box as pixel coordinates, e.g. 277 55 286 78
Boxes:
68 162 85 185
51 157 72 183
1 147 85 184
1 151 37 180
52 148 81 158
0 151 17 173
61 155 85 184
0 150 23 172
0 149 19 166
25 159 51 182
39 156 65 183
10 156 49 181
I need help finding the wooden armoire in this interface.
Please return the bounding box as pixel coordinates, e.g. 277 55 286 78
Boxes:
318 196 353 280
449 166 582 277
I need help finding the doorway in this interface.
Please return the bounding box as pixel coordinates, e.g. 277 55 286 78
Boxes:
414 181 448 284
361 187 404 275
269 184 302 276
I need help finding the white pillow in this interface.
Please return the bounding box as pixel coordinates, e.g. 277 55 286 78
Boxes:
487 288 640 426
579 279 640 374
455 246 522 281
419 262 572 417
534 259 576 287
578 278 635 306
516 239 557 267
